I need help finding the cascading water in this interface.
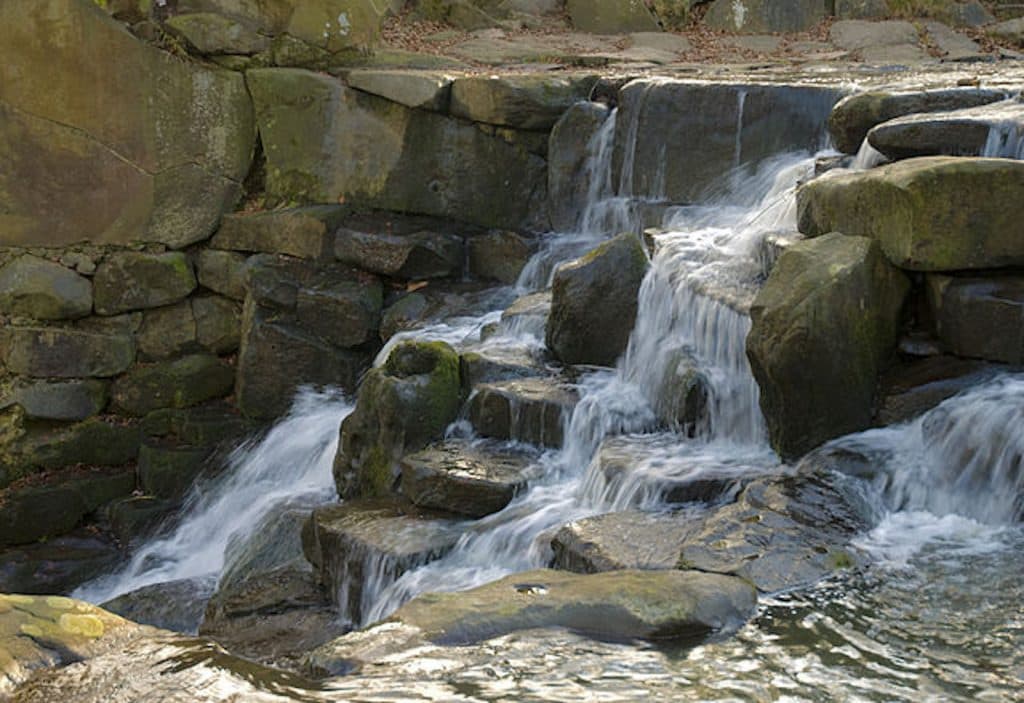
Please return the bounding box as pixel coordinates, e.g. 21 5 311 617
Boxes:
75 388 352 605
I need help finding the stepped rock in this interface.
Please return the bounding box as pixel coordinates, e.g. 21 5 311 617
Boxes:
469 376 578 448
747 233 909 460
551 509 700 573
868 100 1024 160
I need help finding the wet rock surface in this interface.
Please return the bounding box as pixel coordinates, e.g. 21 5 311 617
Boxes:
468 376 578 448
401 439 541 518
867 99 1024 160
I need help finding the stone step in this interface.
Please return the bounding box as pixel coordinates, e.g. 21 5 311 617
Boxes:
467 376 578 448
496 291 551 339
591 435 752 508
868 99 1024 160
302 500 463 625
459 346 549 391
400 439 542 518
550 509 703 574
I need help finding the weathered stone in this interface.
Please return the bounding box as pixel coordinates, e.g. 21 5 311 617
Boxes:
677 473 866 592
236 302 371 420
924 20 985 61
104 577 216 634
797 157 1024 271
989 17 1024 47
196 249 248 301
334 228 464 279
13 419 141 474
247 68 547 231
450 75 598 131
5 380 108 422
106 496 177 545
333 341 462 499
829 20 923 63
0 255 92 321
835 0 890 19
652 348 710 432
164 12 271 55
284 0 387 54
211 206 345 259
551 509 698 573
876 355 1002 426
747 233 909 460
380 293 430 342
927 275 1024 364
548 102 612 232
345 69 453 111
614 80 840 204
468 376 577 448
0 470 135 546
827 88 1008 154
459 347 546 391
566 0 660 33
546 233 648 367
705 0 831 33
867 100 1024 160
111 354 235 416
500 291 551 337
137 442 214 500
2 328 135 379
0 532 121 596
0 0 255 249
140 403 250 447
193 296 242 355
388 568 756 644
0 594 135 694
93 252 197 315
137 302 198 361
401 439 540 517
466 230 533 284
304 500 463 623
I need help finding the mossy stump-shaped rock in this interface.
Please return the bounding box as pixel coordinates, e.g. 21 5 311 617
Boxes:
747 233 909 461
333 341 462 499
546 233 649 367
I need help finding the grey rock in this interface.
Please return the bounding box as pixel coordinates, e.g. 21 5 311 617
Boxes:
137 301 197 361
345 69 453 111
211 206 345 259
867 100 1024 160
927 274 1024 364
111 354 235 416
164 12 270 55
0 255 92 320
93 251 197 315
468 376 578 448
5 380 108 422
2 327 135 378
566 0 661 33
705 0 831 33
548 102 612 232
450 74 598 131
551 509 700 573
196 249 248 301
334 228 464 279
193 295 242 355
467 230 533 284
137 441 214 500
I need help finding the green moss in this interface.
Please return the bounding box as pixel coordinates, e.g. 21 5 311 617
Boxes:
828 550 855 570
359 444 394 498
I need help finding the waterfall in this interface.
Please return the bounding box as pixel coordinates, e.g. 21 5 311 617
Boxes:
75 388 352 604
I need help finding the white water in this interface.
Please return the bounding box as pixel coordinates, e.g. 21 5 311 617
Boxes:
75 388 352 604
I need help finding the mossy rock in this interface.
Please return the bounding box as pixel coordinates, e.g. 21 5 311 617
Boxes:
11 419 142 479
137 442 214 500
333 341 462 499
93 252 197 316
110 355 235 416
1 328 135 379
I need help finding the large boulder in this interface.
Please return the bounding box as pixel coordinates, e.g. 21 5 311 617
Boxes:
0 256 92 321
0 0 255 249
797 157 1024 271
386 568 755 644
827 88 1008 154
547 101 612 232
927 275 1024 364
566 0 661 33
867 100 1024 160
333 341 463 499
546 233 648 367
450 75 598 131
704 0 831 33
247 68 548 231
747 233 909 460
614 80 840 204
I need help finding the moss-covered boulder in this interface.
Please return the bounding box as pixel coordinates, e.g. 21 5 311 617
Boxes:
704 0 831 33
0 256 92 321
546 233 648 367
246 68 547 231
111 355 235 416
827 88 1008 154
0 0 255 249
747 233 909 460
797 157 1024 271
93 252 197 315
1 328 135 379
333 341 462 499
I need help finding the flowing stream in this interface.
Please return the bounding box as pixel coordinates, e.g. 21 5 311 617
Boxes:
71 92 1024 701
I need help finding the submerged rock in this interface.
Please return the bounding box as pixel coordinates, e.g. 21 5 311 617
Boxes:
333 341 463 499
677 472 867 592
400 439 541 518
797 157 1024 271
747 233 909 460
827 88 1008 154
546 233 648 367
468 376 578 448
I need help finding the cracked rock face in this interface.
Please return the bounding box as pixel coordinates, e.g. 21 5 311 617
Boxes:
0 0 255 249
